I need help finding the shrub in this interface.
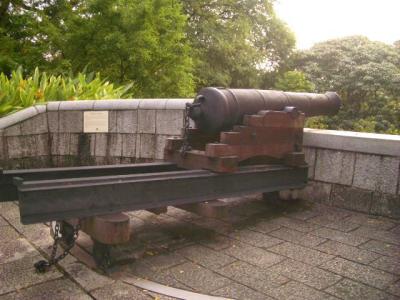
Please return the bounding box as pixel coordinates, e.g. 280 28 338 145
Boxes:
0 68 133 117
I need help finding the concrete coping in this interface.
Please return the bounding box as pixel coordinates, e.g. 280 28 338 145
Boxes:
304 128 400 157
0 99 193 129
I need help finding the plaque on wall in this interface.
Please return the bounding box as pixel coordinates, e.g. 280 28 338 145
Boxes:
84 111 109 133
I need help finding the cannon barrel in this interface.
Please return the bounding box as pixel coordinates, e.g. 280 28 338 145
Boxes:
189 87 341 133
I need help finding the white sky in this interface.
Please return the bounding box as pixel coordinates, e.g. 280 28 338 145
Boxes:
274 0 400 49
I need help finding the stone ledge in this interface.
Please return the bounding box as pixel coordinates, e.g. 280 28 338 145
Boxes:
303 129 400 157
0 107 40 130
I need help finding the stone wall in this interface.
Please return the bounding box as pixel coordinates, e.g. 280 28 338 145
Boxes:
0 99 190 169
300 129 400 219
0 100 399 218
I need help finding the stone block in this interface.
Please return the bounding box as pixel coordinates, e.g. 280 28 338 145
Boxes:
314 149 355 185
303 147 316 179
268 259 342 290
94 133 108 157
93 99 140 110
312 227 369 247
114 110 138 133
138 110 156 133
69 133 80 156
34 104 46 114
51 133 71 156
156 110 184 135
3 124 21 136
168 262 231 293
315 240 380 265
138 98 167 109
326 278 395 300
353 154 399 194
330 184 373 213
122 134 137 157
298 181 332 204
137 134 155 159
0 134 4 161
165 98 192 109
320 257 397 289
20 113 48 135
47 111 59 132
6 136 37 158
108 134 123 157
63 262 113 291
91 282 152 300
155 135 169 160
58 111 83 133
370 192 400 219
36 134 50 156
0 107 38 130
59 100 95 110
47 101 61 111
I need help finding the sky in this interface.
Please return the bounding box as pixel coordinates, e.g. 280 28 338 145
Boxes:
274 0 400 49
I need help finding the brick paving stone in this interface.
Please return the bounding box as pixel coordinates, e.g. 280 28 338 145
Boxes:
248 219 282 234
91 281 152 300
0 255 63 295
267 259 342 290
63 262 114 291
312 227 369 246
139 252 187 271
199 234 234 251
176 244 236 270
127 260 193 291
315 240 380 264
325 278 397 300
268 227 326 248
390 225 400 234
227 229 283 248
212 282 272 300
168 262 231 293
370 256 400 275
285 208 321 221
387 280 400 297
307 213 350 227
323 220 362 233
222 241 285 269
273 216 321 233
216 260 289 294
360 240 400 257
0 226 20 242
268 242 335 266
0 216 8 226
344 213 398 231
352 226 400 246
0 238 38 265
268 280 339 300
0 279 92 300
320 257 398 289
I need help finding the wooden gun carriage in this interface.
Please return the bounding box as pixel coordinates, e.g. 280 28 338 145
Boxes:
0 87 340 270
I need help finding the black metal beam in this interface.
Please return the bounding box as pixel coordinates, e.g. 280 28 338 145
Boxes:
0 162 180 202
16 164 308 224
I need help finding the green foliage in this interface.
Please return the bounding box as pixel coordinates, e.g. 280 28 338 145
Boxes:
274 71 315 92
293 36 400 134
0 67 132 117
182 0 295 89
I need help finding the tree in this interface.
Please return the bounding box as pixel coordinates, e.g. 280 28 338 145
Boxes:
293 36 400 134
0 0 195 97
274 70 314 92
181 0 295 89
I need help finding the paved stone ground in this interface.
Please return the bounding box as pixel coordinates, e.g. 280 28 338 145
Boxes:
0 195 399 300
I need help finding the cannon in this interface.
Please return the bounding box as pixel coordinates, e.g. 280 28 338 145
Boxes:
0 87 340 270
189 87 341 133
165 87 341 172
